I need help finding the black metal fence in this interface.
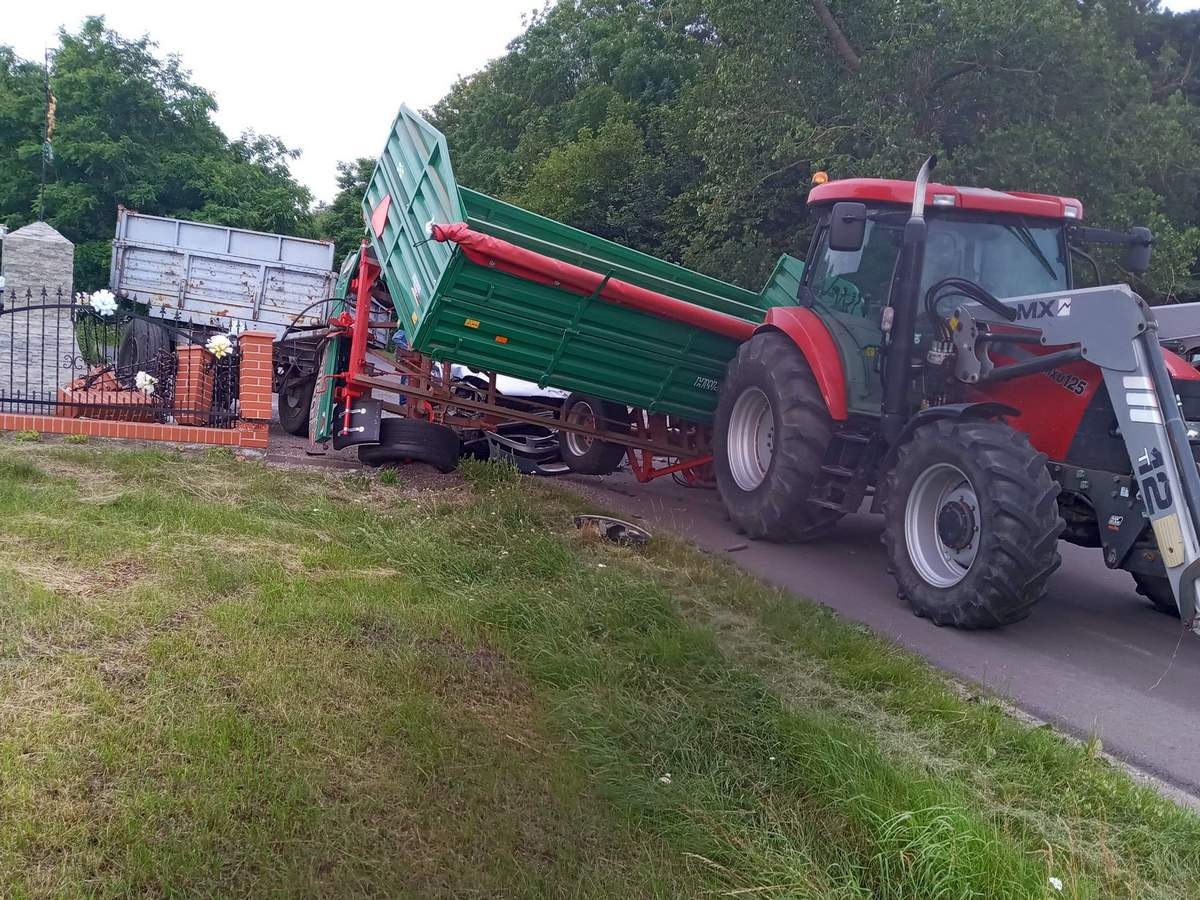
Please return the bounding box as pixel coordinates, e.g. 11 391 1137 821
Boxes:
0 287 240 428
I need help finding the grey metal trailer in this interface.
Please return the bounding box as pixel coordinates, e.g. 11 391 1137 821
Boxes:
109 208 337 434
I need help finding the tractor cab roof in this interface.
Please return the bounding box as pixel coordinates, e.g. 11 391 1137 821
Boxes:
808 178 1083 222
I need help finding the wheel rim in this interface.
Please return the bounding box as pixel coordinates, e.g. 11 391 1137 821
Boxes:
564 400 596 458
726 387 774 491
904 462 981 588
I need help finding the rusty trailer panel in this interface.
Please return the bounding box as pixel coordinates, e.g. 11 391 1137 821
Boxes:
110 208 337 336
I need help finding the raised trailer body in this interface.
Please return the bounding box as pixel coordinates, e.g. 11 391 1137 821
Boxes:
359 106 803 424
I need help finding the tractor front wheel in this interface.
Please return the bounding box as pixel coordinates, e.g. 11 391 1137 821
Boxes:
882 418 1063 628
1132 573 1180 617
713 331 841 542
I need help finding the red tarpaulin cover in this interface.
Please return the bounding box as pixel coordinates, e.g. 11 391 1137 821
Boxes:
430 222 756 342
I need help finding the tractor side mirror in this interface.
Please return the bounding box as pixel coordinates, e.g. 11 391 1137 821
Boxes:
1124 227 1152 275
829 202 867 252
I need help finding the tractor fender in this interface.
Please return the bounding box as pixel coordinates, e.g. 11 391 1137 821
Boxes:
756 308 848 420
869 401 1020 513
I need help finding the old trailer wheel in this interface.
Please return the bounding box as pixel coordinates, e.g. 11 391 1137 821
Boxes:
883 419 1063 628
714 332 841 542
116 318 170 388
278 376 315 436
559 393 629 475
358 418 460 472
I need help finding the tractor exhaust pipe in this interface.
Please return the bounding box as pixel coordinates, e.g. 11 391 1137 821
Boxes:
882 155 936 443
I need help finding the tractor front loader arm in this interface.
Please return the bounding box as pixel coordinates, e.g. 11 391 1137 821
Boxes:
952 284 1200 626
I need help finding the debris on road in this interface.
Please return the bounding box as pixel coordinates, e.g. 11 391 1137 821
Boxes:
575 514 651 545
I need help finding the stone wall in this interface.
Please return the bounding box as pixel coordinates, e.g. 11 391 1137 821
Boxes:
0 222 77 405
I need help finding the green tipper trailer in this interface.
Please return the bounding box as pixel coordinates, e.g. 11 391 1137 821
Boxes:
356 105 804 424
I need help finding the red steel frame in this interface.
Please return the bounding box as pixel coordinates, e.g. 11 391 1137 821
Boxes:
330 243 714 484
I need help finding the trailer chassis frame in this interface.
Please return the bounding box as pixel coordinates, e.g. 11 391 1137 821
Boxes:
325 246 713 484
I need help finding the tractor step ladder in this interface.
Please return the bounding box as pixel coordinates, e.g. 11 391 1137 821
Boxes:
811 428 879 514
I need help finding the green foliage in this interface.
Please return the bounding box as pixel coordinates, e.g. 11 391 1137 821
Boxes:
313 157 375 262
0 17 314 289
432 0 1200 300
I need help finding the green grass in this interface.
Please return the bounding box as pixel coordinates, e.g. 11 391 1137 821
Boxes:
0 444 1197 898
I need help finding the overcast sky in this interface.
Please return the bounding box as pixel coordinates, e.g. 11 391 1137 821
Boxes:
6 1 538 203
7 1 1200 204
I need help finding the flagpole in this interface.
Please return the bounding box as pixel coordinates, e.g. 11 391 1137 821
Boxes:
39 49 50 222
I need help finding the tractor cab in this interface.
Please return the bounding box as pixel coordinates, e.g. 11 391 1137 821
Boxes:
801 176 1150 416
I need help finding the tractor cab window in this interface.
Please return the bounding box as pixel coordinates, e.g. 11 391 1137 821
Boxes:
804 215 902 319
921 213 1069 299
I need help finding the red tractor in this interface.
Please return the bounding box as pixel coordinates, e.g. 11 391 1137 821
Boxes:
713 158 1200 628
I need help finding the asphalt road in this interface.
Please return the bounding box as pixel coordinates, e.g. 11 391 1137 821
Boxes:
563 471 1200 801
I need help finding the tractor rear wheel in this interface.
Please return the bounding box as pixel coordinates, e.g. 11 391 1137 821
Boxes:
713 331 841 542
882 418 1063 628
1132 573 1180 617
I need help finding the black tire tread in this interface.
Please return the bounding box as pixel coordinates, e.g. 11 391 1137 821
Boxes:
559 393 630 475
358 418 460 472
1133 573 1180 617
882 418 1064 628
278 377 314 437
714 331 841 542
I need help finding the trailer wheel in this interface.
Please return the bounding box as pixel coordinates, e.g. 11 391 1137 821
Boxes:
117 318 171 387
358 418 461 472
1132 573 1180 617
713 332 841 541
559 393 629 475
278 376 315 436
883 419 1063 628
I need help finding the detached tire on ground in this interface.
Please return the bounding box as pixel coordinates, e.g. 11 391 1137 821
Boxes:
559 393 630 475
278 376 315 437
116 318 171 387
882 418 1064 628
357 418 461 472
713 331 842 542
1132 573 1180 617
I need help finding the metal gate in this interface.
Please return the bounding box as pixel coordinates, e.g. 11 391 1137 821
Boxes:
0 287 240 428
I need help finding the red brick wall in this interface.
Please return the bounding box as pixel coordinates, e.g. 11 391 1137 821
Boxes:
0 331 275 449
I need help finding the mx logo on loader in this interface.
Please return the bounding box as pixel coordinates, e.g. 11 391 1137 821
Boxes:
1013 296 1072 321
1137 446 1174 515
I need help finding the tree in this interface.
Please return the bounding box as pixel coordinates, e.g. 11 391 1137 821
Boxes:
313 157 375 263
429 0 1200 301
0 17 314 288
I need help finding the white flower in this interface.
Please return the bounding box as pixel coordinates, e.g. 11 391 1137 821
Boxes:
205 334 235 359
658 773 672 784
90 289 117 316
1048 876 1063 892
596 563 607 568
75 291 89 305
134 371 158 396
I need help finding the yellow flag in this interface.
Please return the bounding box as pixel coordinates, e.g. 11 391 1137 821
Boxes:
46 91 56 141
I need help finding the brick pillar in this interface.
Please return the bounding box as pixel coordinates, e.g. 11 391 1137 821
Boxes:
175 345 215 427
236 332 274 449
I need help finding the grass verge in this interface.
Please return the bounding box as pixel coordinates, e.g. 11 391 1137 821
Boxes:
0 441 1196 898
